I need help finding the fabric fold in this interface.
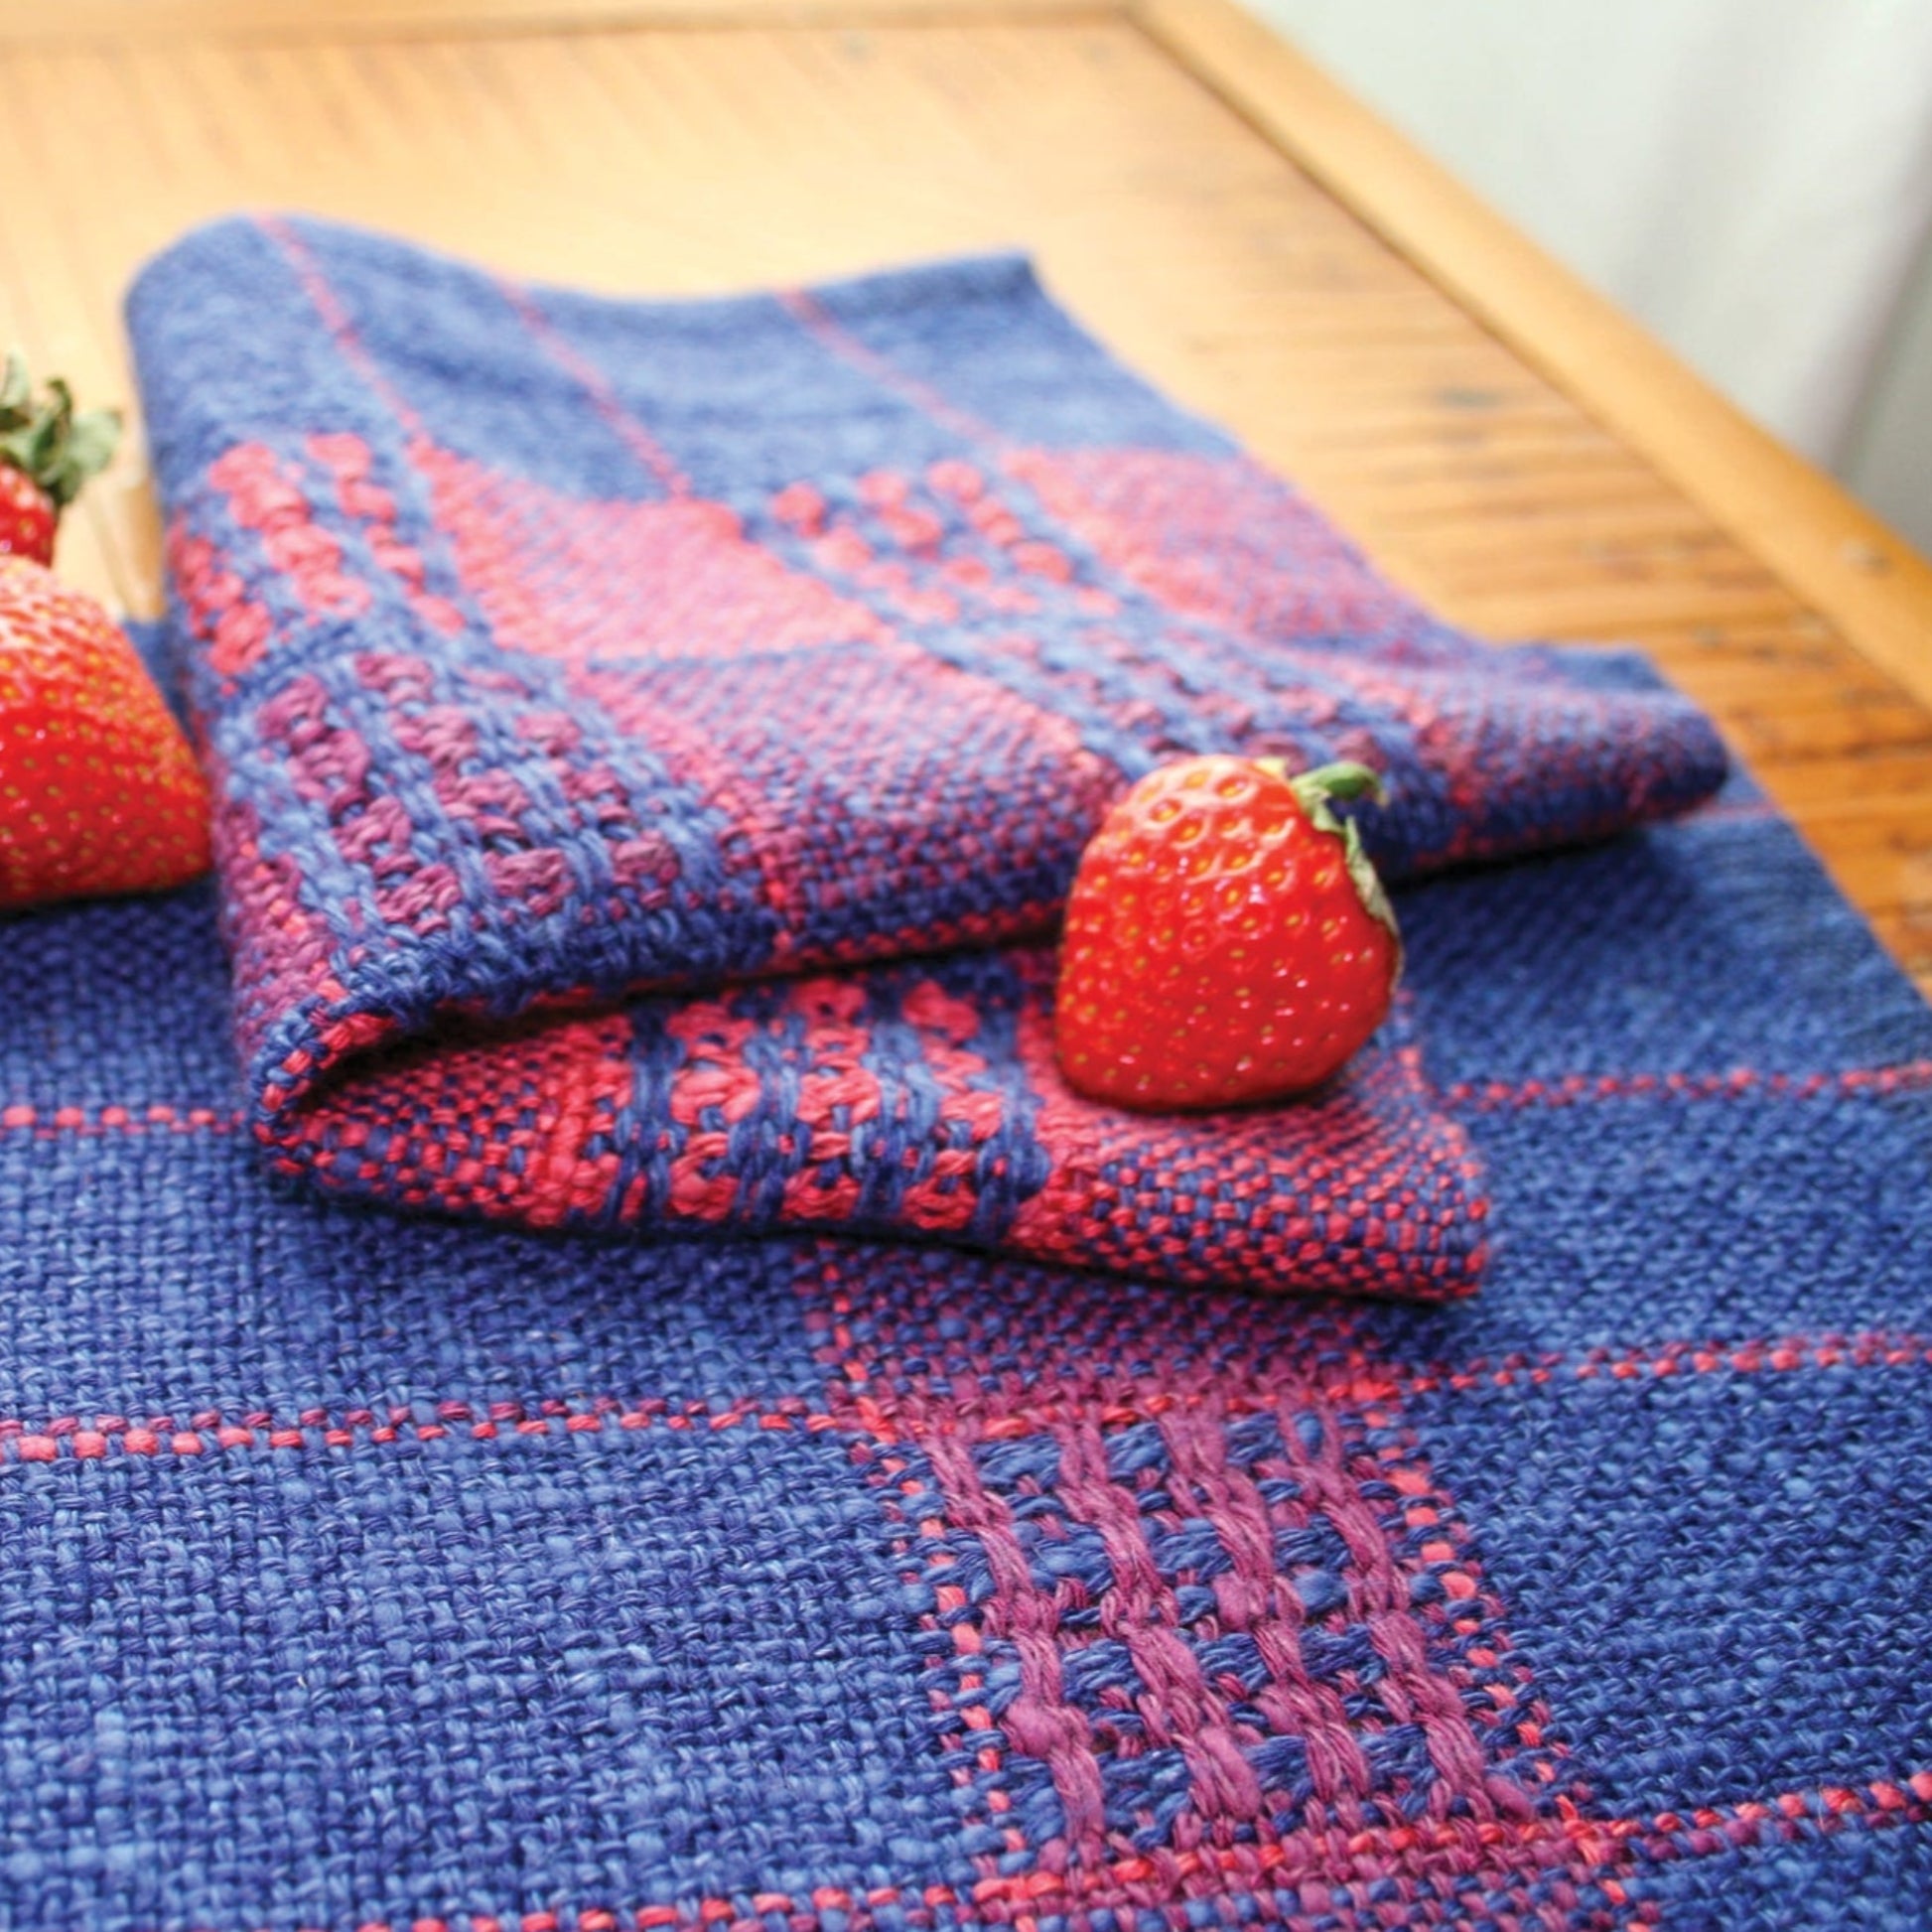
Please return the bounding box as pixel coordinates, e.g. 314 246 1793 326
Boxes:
126 215 1726 1297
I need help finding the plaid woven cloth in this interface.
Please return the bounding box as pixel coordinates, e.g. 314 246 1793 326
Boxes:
6 736 1931 1930
123 217 1727 1301
4 221 1919 1930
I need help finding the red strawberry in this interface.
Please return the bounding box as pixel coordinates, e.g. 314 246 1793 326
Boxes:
0 464 55 567
1055 756 1400 1109
0 557 210 910
0 354 122 565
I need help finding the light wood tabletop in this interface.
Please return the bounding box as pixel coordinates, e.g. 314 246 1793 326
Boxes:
5 0 1928 993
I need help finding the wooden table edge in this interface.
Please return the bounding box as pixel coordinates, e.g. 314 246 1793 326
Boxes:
1130 0 1932 718
0 0 1114 45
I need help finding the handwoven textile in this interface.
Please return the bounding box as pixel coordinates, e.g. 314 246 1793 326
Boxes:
0 219 1895 1931
5 749 1931 1930
122 217 1728 1300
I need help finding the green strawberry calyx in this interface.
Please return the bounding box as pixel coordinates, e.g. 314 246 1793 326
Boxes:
1256 757 1402 947
0 351 122 510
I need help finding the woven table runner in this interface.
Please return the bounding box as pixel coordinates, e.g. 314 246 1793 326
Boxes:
0 222 1926 1930
4 740 1928 1930
125 217 1725 1298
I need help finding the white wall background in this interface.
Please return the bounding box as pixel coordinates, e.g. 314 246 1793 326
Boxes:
1240 0 1932 560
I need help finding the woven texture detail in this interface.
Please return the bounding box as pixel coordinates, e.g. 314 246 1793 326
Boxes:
4 760 1932 1925
123 216 1728 1298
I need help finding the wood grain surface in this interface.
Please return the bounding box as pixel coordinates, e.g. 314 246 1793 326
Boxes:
3 0 1926 990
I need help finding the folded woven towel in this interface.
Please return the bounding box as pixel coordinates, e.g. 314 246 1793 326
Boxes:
125 216 1725 1296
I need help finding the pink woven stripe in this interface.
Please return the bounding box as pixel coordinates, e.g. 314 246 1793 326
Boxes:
1445 1059 1932 1110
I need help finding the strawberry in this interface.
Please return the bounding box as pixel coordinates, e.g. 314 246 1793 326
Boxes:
0 353 122 565
0 557 210 910
0 465 55 568
1055 756 1400 1109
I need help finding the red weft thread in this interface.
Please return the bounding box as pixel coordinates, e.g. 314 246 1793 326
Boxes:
777 288 1007 451
0 1102 239 1137
495 276 690 499
174 1773 1929 1932
1446 1059 1932 1111
258 216 429 437
1401 1330 1932 1396
0 1393 829 1464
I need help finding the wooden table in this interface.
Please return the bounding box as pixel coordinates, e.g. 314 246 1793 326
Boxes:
5 0 1928 993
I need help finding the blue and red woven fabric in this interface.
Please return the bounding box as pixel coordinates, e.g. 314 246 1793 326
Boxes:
1 220 1928 1931
123 216 1727 1302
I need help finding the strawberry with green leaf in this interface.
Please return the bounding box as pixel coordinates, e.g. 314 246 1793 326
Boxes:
1054 756 1401 1109
0 352 122 567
